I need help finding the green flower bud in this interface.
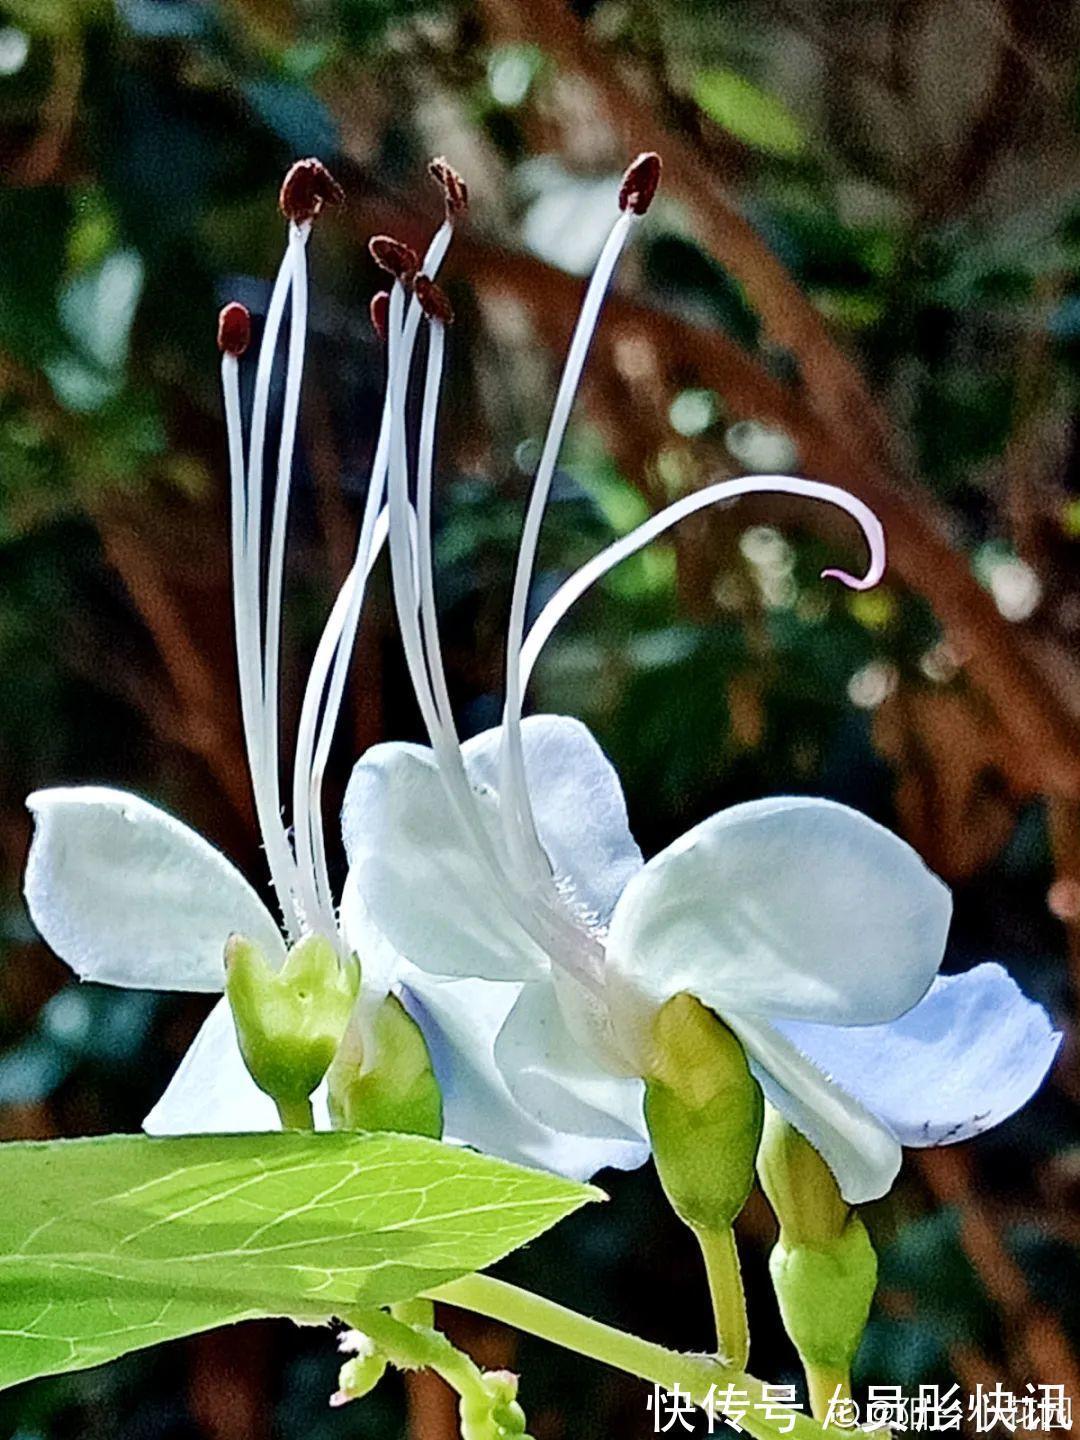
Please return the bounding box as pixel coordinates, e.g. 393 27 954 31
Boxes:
328 994 443 1138
461 1369 530 1440
768 1221 877 1372
225 933 359 1113
644 994 764 1233
757 1107 877 1376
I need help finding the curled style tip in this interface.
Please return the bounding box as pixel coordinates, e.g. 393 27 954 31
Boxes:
618 151 662 215
369 234 420 283
369 290 390 342
428 156 469 217
414 273 454 326
821 560 886 592
279 157 345 224
217 301 252 357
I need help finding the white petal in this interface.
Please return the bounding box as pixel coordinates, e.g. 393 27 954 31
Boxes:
144 997 330 1135
493 980 648 1150
25 787 284 992
338 869 401 1000
773 963 1062 1148
342 743 548 981
606 796 951 1032
401 969 648 1180
143 998 277 1134
463 716 642 928
729 1013 902 1204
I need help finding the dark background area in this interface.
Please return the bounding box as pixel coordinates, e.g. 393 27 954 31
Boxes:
0 0 1078 1435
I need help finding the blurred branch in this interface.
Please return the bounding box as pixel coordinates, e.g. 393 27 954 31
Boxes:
13 34 83 186
94 509 254 825
917 1147 1080 1402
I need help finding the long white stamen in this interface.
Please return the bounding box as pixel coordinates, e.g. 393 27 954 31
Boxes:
415 319 456 735
291 224 454 934
519 475 887 690
383 288 573 957
392 296 600 967
233 245 302 934
499 210 636 895
263 222 314 925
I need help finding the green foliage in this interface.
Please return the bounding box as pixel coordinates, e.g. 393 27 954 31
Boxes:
0 1131 598 1389
692 67 807 157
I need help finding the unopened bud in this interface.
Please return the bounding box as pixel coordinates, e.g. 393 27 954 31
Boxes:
328 993 443 1138
217 302 251 357
758 1109 878 1375
644 994 762 1232
414 274 454 326
370 290 390 342
428 156 468 217
279 157 345 224
618 151 662 215
369 235 420 283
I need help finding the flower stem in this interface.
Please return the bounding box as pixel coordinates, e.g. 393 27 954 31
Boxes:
345 1305 527 1439
806 1363 850 1422
426 1273 824 1440
693 1223 749 1368
275 1096 314 1129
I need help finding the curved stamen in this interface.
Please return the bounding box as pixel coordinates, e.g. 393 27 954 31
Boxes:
383 287 578 959
499 203 637 901
264 220 315 926
291 222 454 933
404 310 604 966
518 474 886 692
230 240 303 934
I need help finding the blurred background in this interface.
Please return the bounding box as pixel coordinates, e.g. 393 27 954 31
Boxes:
1 0 1078 1435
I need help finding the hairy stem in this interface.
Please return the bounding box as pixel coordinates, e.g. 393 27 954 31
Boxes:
426 1273 825 1440
694 1224 750 1369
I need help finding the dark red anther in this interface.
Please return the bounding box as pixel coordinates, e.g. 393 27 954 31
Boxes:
368 235 420 283
217 302 251 357
414 274 454 326
618 151 662 215
428 156 468 218
369 290 390 342
279 157 345 224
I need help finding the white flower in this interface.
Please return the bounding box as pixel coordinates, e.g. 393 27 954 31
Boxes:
22 161 632 1180
345 156 1060 1204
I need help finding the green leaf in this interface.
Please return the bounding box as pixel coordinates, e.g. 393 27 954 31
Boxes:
692 68 807 157
0 1131 598 1389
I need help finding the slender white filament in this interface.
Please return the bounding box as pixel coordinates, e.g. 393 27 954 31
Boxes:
292 507 390 944
384 293 571 958
260 223 312 920
290 223 454 935
385 292 610 967
498 210 635 899
227 241 302 936
415 320 456 737
519 474 887 691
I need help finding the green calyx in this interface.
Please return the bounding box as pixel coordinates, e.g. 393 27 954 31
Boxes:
225 932 359 1115
328 993 443 1139
757 1107 877 1374
644 993 764 1233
